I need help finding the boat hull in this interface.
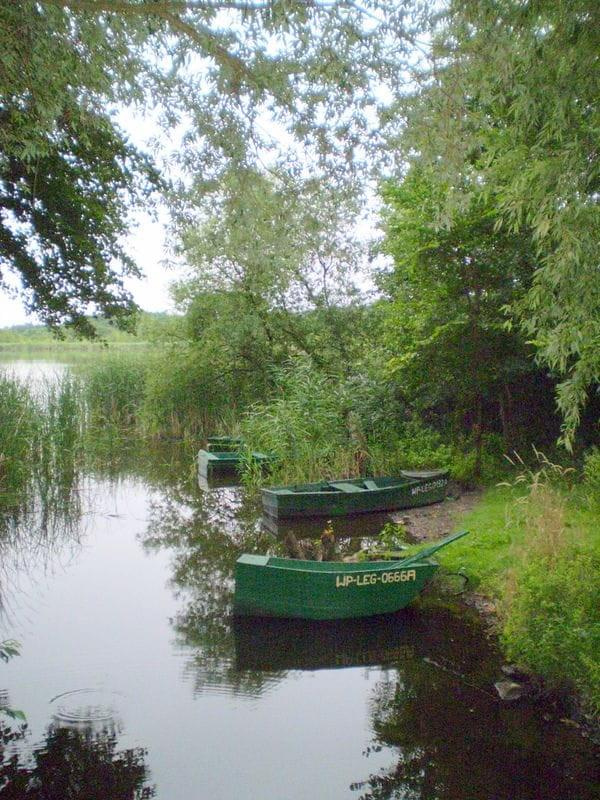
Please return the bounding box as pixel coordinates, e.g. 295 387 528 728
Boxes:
234 554 438 620
197 449 271 477
206 436 244 452
261 471 449 519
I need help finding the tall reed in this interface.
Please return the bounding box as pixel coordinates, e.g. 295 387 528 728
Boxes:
0 373 84 510
81 352 146 428
240 361 455 485
0 376 37 505
140 346 241 439
35 375 84 508
240 362 356 484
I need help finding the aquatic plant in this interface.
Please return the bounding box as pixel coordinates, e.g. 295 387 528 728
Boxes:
0 640 25 723
0 376 37 506
81 352 146 428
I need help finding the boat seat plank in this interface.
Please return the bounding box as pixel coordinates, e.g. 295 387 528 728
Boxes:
363 480 378 490
328 482 364 492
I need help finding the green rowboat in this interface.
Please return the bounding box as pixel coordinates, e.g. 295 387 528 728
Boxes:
233 530 469 620
206 436 245 452
261 470 449 519
197 448 271 477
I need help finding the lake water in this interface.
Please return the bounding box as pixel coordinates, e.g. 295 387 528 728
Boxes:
0 362 598 799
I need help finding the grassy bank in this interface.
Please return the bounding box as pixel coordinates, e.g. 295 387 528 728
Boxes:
440 464 600 718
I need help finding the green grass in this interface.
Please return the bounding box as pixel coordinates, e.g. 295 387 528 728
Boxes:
437 485 523 593
441 478 600 716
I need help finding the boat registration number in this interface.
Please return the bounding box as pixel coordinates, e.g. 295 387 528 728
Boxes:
410 479 446 496
335 570 416 589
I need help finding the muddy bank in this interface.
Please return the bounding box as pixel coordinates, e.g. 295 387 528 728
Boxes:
389 485 483 542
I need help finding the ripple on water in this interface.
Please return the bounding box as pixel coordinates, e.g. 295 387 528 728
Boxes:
50 688 122 733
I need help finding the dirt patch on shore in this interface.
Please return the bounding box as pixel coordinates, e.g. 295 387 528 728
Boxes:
389 485 483 543
390 486 498 621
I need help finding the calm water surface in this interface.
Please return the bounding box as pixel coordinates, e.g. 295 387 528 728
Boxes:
0 364 598 799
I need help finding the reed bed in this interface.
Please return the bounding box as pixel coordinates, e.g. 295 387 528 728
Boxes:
0 373 85 509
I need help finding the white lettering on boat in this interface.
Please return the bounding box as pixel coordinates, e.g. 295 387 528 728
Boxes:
335 570 417 589
410 479 447 496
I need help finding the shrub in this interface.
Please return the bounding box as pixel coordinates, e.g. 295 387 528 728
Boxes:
500 464 600 714
503 539 600 714
368 418 453 475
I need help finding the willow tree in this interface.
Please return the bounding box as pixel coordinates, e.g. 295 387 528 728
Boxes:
387 0 600 444
175 166 367 370
1 0 426 333
380 168 545 472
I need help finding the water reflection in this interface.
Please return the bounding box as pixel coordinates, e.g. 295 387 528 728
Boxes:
142 481 277 698
0 723 155 799
197 473 242 491
140 478 598 800
0 492 84 627
0 360 70 385
357 647 600 800
234 614 416 673
260 510 392 542
235 606 600 800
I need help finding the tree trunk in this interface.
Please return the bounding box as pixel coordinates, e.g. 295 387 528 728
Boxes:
499 383 513 449
473 394 483 479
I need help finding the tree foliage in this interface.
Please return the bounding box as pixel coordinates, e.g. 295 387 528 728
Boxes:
390 0 600 443
0 0 427 332
175 166 366 370
0 1 163 334
380 168 552 456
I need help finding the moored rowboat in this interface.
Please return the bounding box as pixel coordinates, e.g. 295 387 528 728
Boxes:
261 470 449 519
206 436 245 452
233 530 469 620
197 448 271 477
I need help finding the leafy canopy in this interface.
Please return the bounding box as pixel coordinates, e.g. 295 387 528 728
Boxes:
0 0 426 332
389 0 600 444
380 168 537 430
0 1 164 334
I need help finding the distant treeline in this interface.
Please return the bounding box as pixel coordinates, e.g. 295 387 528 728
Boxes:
0 312 178 347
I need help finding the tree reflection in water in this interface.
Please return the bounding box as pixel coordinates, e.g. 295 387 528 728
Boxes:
141 477 279 697
0 722 154 799
352 606 600 800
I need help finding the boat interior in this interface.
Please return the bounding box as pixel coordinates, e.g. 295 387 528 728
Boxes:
280 477 417 494
264 471 448 495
